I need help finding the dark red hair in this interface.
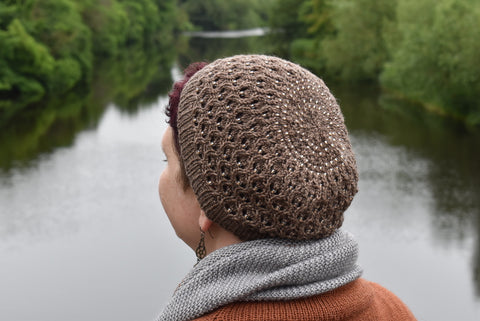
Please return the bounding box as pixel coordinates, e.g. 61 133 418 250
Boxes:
166 62 208 156
166 62 208 188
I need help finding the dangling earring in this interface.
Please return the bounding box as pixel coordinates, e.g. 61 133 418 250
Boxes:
195 229 206 263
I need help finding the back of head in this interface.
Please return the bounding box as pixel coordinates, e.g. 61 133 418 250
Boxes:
177 55 358 241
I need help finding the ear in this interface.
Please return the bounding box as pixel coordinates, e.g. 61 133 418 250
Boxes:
198 210 213 232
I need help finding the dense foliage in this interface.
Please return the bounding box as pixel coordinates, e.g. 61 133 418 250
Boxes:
0 0 177 120
381 0 480 125
269 0 480 125
270 0 480 124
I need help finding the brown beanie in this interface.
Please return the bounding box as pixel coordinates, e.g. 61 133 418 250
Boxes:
177 55 358 240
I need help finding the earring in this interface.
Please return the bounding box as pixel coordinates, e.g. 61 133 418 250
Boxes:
195 229 206 263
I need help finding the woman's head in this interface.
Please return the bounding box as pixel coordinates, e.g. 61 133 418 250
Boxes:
162 54 358 243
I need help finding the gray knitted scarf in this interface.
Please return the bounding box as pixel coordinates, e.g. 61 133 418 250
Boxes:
158 230 362 321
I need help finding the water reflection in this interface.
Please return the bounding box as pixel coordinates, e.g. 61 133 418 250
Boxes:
0 46 175 172
92 48 175 114
331 83 480 296
0 103 183 321
177 32 273 67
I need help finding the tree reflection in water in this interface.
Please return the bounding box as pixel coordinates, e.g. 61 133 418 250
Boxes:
0 46 175 172
332 83 480 296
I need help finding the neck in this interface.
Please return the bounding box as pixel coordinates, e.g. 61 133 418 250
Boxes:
204 224 242 255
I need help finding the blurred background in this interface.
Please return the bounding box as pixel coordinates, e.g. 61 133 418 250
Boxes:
0 1 479 320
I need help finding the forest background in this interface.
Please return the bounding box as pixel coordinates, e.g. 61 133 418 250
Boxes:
1 0 479 127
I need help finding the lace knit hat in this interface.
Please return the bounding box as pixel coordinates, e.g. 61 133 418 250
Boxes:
177 55 358 240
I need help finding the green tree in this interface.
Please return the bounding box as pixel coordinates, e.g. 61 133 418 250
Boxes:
321 0 396 81
288 0 334 72
0 0 177 122
381 0 480 125
0 0 92 108
0 19 55 101
27 0 92 90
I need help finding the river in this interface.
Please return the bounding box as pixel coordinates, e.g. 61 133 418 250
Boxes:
0 30 479 321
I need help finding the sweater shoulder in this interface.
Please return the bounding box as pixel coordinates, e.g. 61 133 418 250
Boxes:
365 280 417 320
193 279 417 321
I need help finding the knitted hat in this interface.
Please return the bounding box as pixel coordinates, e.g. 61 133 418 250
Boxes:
177 55 358 240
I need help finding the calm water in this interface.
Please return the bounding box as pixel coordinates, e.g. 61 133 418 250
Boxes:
1 33 479 321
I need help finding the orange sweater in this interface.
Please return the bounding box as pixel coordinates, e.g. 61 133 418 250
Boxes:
194 278 416 321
